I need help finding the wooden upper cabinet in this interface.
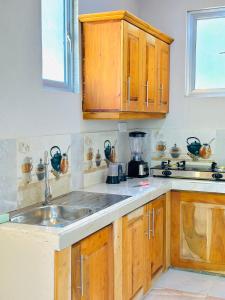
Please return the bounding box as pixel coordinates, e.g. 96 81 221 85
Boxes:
80 10 173 120
72 225 114 300
156 40 170 113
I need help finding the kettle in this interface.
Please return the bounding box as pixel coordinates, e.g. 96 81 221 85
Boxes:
104 140 111 161
50 146 62 172
186 137 202 156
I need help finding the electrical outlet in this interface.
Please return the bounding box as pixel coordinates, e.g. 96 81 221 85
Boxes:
18 142 30 154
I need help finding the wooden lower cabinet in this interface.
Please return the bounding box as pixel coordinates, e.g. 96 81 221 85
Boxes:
72 225 114 300
122 194 166 299
171 191 225 274
54 194 167 300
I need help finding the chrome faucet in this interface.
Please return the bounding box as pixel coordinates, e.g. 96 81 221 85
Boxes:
43 151 52 206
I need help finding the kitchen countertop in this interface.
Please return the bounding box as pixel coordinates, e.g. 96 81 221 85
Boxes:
2 177 225 251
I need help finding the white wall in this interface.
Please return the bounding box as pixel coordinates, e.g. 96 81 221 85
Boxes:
79 0 139 14
138 0 225 131
0 0 140 139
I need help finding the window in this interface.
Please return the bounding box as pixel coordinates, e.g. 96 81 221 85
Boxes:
41 0 79 91
186 8 225 97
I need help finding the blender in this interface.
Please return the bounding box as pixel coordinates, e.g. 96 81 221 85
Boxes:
128 131 149 178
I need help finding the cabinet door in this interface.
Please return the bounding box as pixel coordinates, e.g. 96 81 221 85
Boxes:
72 225 113 300
156 40 170 113
82 21 122 112
145 195 165 291
171 191 225 273
122 207 146 299
123 22 142 112
151 196 165 275
142 33 157 112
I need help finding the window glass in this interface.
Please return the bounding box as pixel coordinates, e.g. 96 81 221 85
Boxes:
195 17 225 90
42 0 65 82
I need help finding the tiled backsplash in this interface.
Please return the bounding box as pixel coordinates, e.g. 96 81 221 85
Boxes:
0 139 17 213
0 129 142 213
151 128 218 165
1 126 220 214
83 131 118 173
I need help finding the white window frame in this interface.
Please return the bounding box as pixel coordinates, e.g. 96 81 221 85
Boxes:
186 7 225 97
41 0 80 93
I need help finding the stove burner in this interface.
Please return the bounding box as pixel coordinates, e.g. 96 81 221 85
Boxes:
161 160 171 169
151 161 225 181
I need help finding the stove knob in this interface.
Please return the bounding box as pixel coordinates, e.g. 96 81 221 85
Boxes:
162 170 172 177
211 162 217 171
161 161 167 169
212 173 223 180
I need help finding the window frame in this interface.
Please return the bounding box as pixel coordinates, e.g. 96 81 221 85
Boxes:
41 0 79 93
186 7 225 97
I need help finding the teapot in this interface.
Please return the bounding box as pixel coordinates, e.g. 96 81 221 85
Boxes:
186 137 202 156
50 146 62 172
104 140 112 161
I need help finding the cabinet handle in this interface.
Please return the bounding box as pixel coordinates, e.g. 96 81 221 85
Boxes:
146 81 149 107
146 210 151 240
159 84 163 105
152 208 155 238
77 255 85 296
127 76 131 106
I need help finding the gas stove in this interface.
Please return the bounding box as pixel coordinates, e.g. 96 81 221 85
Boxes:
150 161 225 181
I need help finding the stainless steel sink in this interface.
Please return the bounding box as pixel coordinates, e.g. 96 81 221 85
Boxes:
11 205 93 227
10 192 130 228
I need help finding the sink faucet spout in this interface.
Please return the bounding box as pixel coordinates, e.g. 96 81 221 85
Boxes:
43 151 52 206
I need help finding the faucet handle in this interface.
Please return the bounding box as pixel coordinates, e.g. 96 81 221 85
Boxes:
44 151 49 165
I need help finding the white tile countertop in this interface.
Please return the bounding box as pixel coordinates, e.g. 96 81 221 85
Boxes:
2 177 225 251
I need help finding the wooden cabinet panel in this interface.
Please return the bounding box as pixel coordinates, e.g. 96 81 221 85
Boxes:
82 21 122 112
156 40 170 113
145 194 165 292
171 191 225 273
142 34 157 112
123 22 142 112
72 225 113 300
151 197 165 275
122 207 145 299
54 247 71 300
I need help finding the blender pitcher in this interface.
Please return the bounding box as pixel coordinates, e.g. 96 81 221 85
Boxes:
128 132 149 178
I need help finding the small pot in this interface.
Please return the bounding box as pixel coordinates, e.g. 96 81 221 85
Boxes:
170 144 181 158
199 144 212 159
36 159 45 181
